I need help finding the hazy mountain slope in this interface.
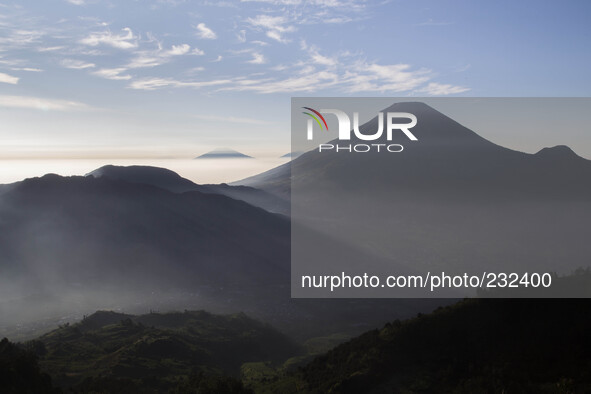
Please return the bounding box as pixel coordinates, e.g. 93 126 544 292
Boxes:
0 171 441 339
0 173 290 324
199 183 289 216
0 173 289 286
88 165 289 214
239 102 591 292
232 161 290 200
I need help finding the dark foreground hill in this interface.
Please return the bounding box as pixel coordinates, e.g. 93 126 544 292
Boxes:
30 310 300 393
0 338 59 394
6 297 591 394
256 297 591 394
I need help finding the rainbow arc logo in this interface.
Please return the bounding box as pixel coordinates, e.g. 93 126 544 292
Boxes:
302 107 328 135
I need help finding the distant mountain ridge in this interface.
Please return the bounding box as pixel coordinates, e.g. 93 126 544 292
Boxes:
88 165 197 193
88 165 289 214
195 148 252 159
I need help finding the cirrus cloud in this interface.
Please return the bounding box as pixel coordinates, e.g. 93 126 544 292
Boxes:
0 72 19 84
0 95 90 111
92 67 131 80
61 59 95 69
246 15 295 43
80 28 137 49
195 23 217 39
417 82 470 95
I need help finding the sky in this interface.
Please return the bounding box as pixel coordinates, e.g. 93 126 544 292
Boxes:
0 0 590 181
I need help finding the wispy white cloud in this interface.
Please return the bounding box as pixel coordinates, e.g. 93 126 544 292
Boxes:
247 52 266 64
0 95 89 111
201 1 238 7
322 16 353 24
226 70 339 93
11 67 43 72
0 1 468 100
92 67 131 80
65 0 86 5
0 29 45 47
306 45 337 67
80 28 137 49
0 57 22 67
186 66 205 74
167 44 191 55
416 82 470 95
246 15 295 43
127 55 164 69
127 44 193 69
125 50 468 95
37 46 65 52
195 23 217 39
343 63 431 93
77 15 109 26
128 77 231 90
61 58 95 69
230 48 267 64
128 78 176 90
0 72 19 84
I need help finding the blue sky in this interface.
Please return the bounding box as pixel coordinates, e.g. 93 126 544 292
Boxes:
0 0 590 161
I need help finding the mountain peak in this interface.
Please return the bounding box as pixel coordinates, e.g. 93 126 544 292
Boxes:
87 165 198 193
382 101 434 112
535 145 581 160
346 101 497 149
88 165 184 180
195 148 252 159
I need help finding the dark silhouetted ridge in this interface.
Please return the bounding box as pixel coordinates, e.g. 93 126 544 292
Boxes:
87 165 198 193
535 145 582 160
266 298 591 393
87 165 289 214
